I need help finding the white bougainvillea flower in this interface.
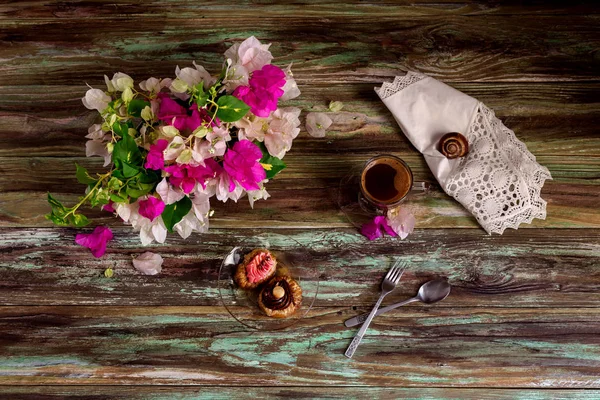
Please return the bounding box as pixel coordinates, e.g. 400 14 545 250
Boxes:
306 112 332 138
280 63 301 101
163 136 185 161
139 77 162 94
133 252 163 275
109 72 134 92
247 183 270 209
175 63 216 89
85 139 111 167
85 124 105 140
192 126 231 163
115 202 168 245
386 207 416 240
225 36 273 73
265 107 301 159
156 178 185 205
191 189 211 221
235 115 268 142
174 211 207 239
82 88 111 112
137 216 168 245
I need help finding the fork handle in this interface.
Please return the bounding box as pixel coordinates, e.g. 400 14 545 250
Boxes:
345 293 386 358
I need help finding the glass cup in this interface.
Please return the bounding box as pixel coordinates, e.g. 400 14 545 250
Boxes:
359 154 429 214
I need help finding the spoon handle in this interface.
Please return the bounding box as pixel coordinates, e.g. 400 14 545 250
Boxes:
344 297 419 328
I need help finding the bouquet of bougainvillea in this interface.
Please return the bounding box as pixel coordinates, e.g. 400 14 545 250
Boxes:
46 37 302 251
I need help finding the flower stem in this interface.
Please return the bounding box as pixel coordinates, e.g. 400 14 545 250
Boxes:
63 171 112 218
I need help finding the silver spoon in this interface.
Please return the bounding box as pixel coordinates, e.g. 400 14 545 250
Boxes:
344 279 451 328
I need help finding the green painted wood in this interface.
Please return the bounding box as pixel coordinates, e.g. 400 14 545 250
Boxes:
1 228 599 307
1 386 600 399
1 306 600 386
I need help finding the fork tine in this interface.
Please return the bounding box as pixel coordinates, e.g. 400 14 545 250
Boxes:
383 266 396 281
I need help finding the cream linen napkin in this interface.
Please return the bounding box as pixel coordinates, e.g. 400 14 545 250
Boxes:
376 72 552 234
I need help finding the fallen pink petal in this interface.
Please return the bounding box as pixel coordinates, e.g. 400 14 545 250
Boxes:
133 252 163 275
75 226 113 258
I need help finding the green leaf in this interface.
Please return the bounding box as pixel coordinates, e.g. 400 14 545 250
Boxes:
258 142 286 179
46 212 69 226
139 169 161 184
111 121 129 137
127 99 150 118
216 95 250 122
89 188 111 207
47 193 66 215
112 133 142 169
161 197 192 232
110 192 128 203
122 162 140 178
45 193 90 227
72 213 90 227
195 94 208 107
107 177 123 191
75 164 97 186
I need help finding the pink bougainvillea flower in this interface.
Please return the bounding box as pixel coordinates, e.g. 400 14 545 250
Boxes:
157 95 205 132
386 208 416 240
164 163 215 194
360 216 398 241
138 196 166 222
102 201 115 213
145 139 169 170
223 140 266 192
233 64 286 117
75 226 113 258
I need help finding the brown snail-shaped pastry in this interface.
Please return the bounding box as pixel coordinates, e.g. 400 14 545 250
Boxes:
439 132 469 159
258 276 302 318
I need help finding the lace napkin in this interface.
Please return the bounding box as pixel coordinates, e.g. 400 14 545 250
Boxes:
376 72 552 234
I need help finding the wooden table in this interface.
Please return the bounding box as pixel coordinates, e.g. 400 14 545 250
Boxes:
1 1 599 398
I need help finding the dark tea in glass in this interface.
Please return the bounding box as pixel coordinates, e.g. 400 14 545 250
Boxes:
360 155 414 210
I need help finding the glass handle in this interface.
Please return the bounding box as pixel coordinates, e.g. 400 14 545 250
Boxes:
411 181 431 193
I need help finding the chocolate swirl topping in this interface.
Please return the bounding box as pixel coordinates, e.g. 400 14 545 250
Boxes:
439 132 469 159
261 277 294 311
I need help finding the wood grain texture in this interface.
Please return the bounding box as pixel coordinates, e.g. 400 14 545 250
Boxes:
1 387 600 400
1 12 599 85
1 306 600 387
1 228 599 307
0 0 599 393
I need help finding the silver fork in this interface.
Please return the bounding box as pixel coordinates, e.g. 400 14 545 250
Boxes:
344 260 406 358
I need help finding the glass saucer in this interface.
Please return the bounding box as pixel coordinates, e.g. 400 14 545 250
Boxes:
336 165 430 231
217 234 320 331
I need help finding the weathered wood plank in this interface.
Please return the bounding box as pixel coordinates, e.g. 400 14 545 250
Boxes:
1 15 598 84
0 228 598 307
1 306 600 387
1 83 599 157
3 0 599 20
0 153 596 228
0 386 599 400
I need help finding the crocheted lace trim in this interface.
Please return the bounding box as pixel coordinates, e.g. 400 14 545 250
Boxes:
376 71 427 100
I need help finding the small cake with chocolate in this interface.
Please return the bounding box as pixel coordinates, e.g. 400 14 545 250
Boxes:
258 276 302 318
234 249 277 289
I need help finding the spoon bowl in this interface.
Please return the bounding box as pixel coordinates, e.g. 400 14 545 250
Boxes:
417 279 451 304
